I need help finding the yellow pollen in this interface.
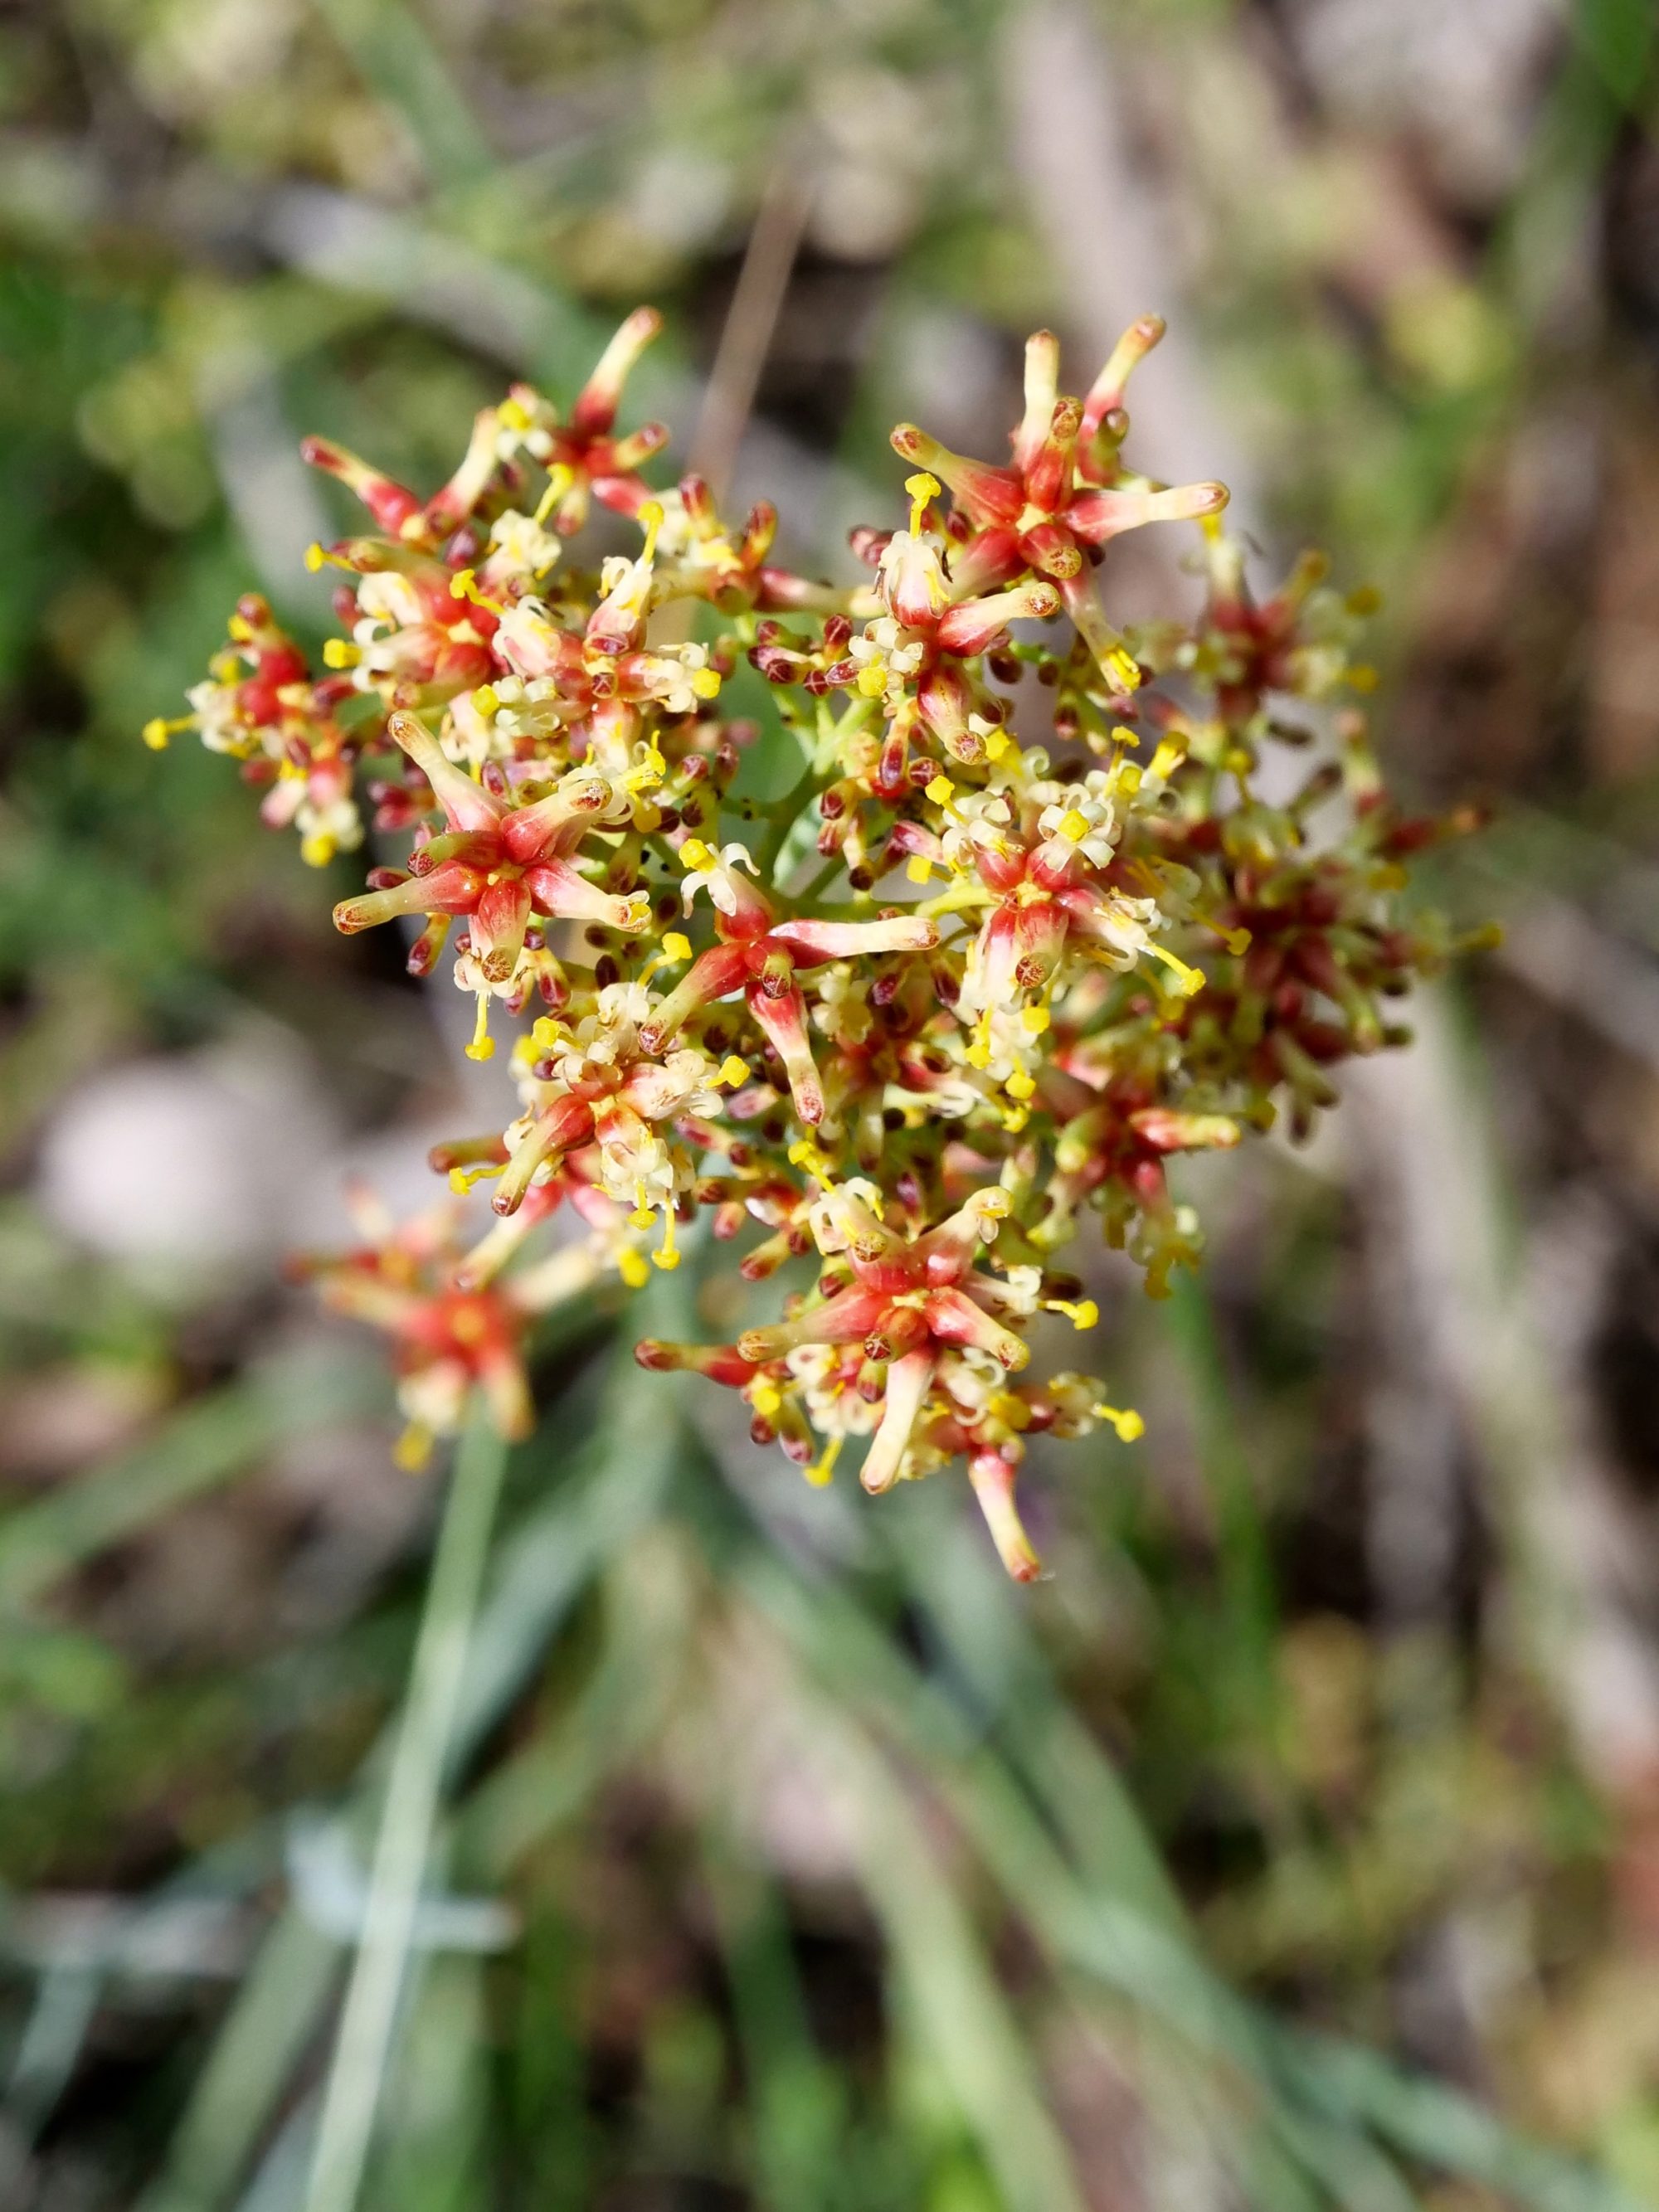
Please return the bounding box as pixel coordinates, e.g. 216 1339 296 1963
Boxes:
304 542 328 572
499 397 532 432
638 499 664 565
787 1137 834 1184
300 834 336 868
751 1383 783 1418
393 1421 435 1472
924 775 956 808
855 659 888 698
1057 808 1092 843
450 569 506 615
983 728 1010 761
903 470 941 535
472 683 500 715
1106 646 1142 691
805 1433 843 1488
1020 1004 1050 1034
906 855 934 884
1148 738 1186 781
226 613 254 643
321 638 359 668
679 837 715 871
533 464 574 525
718 1056 751 1088
617 1247 649 1290
142 715 187 751
465 994 495 1062
689 667 722 700
1146 944 1205 998
1001 1105 1030 1132
448 1162 500 1194
1045 1297 1099 1331
1092 1401 1146 1442
1005 1067 1036 1101
660 931 691 964
651 1203 680 1271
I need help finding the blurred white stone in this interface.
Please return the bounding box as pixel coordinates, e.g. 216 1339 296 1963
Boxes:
36 1026 340 1294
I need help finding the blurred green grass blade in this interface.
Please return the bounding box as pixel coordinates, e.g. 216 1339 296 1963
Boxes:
304 1406 508 2212
139 1295 692 2212
137 1913 339 2212
310 0 494 192
812 1704 1089 2212
1163 1275 1281 1732
0 1349 384 1611
1277 2030 1652 2212
702 1842 845 2212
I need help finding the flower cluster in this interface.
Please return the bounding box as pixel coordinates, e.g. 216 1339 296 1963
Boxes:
160 309 1482 1578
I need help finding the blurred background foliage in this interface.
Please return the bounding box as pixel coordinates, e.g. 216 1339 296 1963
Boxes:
3 0 1659 2206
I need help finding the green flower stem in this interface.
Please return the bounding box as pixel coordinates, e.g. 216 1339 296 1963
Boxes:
303 1403 509 2212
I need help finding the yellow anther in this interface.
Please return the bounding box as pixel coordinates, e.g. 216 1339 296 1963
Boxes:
226 613 254 643
690 667 722 700
499 397 532 431
1092 1401 1146 1442
906 855 934 884
531 1014 566 1052
449 569 506 615
447 1162 499 1195
1005 1067 1036 1101
1106 646 1142 691
718 1056 751 1088
1146 944 1205 999
638 500 665 564
787 1137 833 1184
393 1422 435 1473
855 660 888 698
751 1383 783 1419
983 728 1010 761
1002 1105 1030 1132
904 470 941 535
679 837 715 870
465 994 495 1062
299 834 335 869
141 716 180 751
617 1247 649 1290
925 775 956 807
321 638 360 668
1046 1297 1099 1331
805 1433 843 1488
1020 1004 1050 1034
1148 738 1186 782
659 931 691 964
1057 808 1092 843
304 541 328 572
471 683 500 716
622 742 666 795
533 464 573 526
1219 925 1252 955
1347 664 1379 693
989 1390 1033 1431
651 1204 680 1271
1114 762 1144 797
